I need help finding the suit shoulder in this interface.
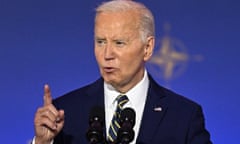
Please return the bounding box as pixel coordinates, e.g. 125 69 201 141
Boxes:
149 76 201 110
163 87 201 109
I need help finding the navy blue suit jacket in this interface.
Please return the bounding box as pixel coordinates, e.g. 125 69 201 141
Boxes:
53 76 212 144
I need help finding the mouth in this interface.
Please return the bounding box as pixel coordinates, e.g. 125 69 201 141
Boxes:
103 67 116 73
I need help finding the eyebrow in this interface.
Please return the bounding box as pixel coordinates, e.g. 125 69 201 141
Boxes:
94 36 106 40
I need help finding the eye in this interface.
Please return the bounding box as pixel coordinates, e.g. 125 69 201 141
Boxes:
115 40 126 47
95 39 106 47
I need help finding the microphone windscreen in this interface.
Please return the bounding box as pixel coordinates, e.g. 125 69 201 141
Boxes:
120 107 136 127
89 106 105 125
86 106 105 143
118 107 136 143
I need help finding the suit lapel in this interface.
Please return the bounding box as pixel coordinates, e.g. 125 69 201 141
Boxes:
85 78 105 107
85 78 107 136
137 76 168 143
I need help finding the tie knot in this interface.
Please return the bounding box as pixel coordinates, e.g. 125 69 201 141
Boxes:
116 94 129 108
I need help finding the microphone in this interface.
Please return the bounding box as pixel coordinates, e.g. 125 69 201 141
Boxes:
117 107 136 144
86 106 105 144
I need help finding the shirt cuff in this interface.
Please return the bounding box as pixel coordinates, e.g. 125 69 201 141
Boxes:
32 136 54 144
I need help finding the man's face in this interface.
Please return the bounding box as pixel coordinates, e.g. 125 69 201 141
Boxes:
94 11 153 92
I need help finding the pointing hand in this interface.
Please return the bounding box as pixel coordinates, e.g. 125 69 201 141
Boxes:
34 84 64 144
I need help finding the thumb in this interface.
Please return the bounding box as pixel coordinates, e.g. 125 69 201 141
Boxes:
56 110 65 131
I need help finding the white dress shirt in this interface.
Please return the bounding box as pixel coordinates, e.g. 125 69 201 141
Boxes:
104 69 149 144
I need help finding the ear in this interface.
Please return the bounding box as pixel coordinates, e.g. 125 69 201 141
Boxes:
143 36 155 61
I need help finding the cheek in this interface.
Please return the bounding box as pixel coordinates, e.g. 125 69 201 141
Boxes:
130 48 145 62
94 48 102 63
121 51 144 69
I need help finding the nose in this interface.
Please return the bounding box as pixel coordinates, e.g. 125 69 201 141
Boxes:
104 43 115 60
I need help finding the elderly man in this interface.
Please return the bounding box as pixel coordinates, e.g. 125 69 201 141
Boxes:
33 0 212 144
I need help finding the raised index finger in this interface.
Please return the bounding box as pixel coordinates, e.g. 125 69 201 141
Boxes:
43 84 52 106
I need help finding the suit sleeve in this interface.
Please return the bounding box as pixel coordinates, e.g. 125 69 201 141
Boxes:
187 105 212 144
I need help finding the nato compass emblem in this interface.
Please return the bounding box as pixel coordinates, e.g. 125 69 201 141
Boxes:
148 23 203 83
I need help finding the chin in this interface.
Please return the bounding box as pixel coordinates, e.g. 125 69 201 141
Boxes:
103 77 115 84
103 77 119 86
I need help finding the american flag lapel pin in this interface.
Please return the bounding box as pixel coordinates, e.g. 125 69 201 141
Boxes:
154 106 162 112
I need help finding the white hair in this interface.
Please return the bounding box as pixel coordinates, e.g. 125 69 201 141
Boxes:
95 0 155 42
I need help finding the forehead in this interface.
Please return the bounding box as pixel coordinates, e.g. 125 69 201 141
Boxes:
95 11 140 37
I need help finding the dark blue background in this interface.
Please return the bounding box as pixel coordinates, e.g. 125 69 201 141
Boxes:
0 0 239 143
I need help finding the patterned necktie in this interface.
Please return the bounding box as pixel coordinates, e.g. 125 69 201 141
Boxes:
108 94 129 143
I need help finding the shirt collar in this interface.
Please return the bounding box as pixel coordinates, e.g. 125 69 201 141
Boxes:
104 69 149 108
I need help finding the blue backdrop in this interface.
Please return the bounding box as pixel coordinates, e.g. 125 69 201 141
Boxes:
0 0 239 143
